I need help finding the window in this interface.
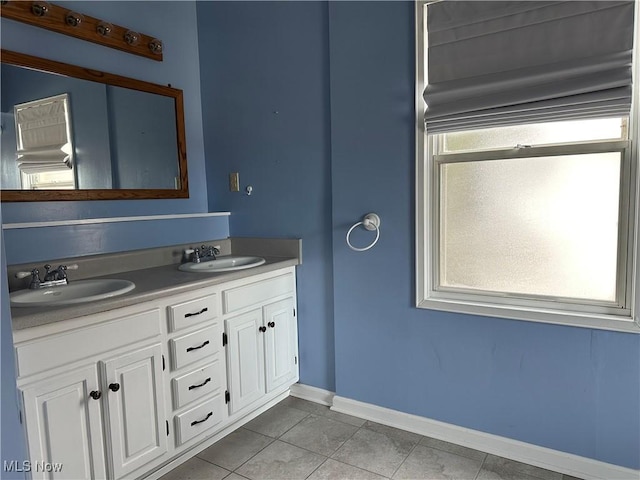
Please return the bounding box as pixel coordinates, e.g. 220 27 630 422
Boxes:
416 1 640 332
14 93 76 190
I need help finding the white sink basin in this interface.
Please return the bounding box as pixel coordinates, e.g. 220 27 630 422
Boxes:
178 256 266 273
10 279 136 307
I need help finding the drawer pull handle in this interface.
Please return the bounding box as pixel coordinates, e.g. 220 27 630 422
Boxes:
109 383 120 392
188 377 212 390
268 321 275 328
185 307 208 318
259 326 267 333
190 411 213 426
186 340 210 352
89 390 102 400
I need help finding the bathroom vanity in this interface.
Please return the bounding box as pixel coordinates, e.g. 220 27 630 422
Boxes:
8 238 301 480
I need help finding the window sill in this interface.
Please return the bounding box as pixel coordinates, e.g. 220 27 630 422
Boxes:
417 297 640 333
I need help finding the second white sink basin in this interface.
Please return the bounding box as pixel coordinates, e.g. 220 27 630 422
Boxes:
10 279 136 307
179 256 266 273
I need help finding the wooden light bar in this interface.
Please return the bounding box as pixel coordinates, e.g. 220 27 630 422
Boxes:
1 1 163 61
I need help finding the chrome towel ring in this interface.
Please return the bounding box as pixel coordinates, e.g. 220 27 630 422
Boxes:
346 213 381 252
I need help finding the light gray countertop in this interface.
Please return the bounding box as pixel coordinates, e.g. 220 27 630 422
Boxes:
11 256 298 331
9 237 302 331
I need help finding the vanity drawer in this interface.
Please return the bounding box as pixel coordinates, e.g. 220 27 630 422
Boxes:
175 395 225 445
172 360 223 410
16 309 161 377
168 294 218 332
223 273 294 314
170 324 221 370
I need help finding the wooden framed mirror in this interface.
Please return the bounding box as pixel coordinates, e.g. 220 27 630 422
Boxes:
0 49 189 201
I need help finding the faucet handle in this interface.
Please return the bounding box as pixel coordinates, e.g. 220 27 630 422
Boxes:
55 264 78 281
15 269 36 279
14 268 41 289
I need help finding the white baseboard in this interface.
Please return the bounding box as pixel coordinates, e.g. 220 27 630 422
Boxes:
289 383 334 406
291 384 639 480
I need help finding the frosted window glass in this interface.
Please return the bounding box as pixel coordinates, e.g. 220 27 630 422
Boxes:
443 118 625 153
439 152 621 302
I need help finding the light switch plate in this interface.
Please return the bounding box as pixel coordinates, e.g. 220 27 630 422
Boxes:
229 172 239 192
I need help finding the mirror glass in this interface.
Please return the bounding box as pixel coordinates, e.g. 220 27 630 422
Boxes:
0 50 189 201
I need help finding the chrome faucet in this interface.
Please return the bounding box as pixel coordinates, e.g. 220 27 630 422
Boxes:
188 245 220 263
16 264 78 289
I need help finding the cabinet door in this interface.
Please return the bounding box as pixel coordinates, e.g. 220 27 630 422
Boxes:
263 297 298 393
21 364 107 480
225 310 265 414
101 344 167 479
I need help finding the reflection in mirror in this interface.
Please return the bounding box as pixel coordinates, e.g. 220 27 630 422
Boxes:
0 49 189 201
13 93 76 190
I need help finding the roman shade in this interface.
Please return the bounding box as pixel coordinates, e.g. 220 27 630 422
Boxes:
14 94 72 173
423 1 636 133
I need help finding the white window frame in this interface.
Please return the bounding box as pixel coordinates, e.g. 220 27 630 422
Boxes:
415 0 640 333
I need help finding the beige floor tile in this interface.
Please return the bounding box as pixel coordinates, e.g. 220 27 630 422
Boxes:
236 440 325 480
159 457 230 480
243 404 309 438
331 427 414 477
393 444 483 480
482 455 563 480
224 474 250 480
281 414 358 456
281 396 332 416
308 459 389 480
197 428 273 471
419 436 487 461
363 421 422 445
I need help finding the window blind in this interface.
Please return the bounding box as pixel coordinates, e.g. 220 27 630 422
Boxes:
14 94 72 173
423 1 635 133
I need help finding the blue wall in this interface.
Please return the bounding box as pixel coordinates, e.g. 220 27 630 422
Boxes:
1 208 26 478
1 1 230 262
198 1 335 391
1 1 211 229
2 0 639 472
107 86 178 189
328 2 639 469
1 2 228 468
197 0 640 470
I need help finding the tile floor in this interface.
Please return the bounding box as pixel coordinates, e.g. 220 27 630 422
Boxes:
159 397 582 480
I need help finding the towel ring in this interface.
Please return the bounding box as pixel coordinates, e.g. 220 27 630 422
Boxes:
346 213 381 252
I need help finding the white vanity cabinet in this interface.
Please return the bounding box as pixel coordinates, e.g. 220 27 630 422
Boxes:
15 307 167 480
223 271 298 415
165 290 228 448
20 364 107 480
102 343 167 478
14 265 299 480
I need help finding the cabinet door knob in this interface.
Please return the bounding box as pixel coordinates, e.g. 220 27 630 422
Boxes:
268 321 275 328
259 326 267 333
109 383 120 392
89 390 102 400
